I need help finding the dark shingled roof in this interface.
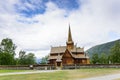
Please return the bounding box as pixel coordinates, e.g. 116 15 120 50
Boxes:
48 46 89 60
50 46 84 54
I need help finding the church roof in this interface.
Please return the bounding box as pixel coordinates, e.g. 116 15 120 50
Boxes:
50 46 66 54
50 46 84 54
48 49 89 60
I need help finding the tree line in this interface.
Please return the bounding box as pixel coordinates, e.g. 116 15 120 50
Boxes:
91 41 120 64
0 38 119 65
0 38 36 65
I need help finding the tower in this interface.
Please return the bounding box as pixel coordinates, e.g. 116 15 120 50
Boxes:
66 25 74 50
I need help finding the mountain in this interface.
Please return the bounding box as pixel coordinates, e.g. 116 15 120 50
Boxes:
86 39 120 58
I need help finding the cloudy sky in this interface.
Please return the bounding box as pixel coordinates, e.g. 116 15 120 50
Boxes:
0 0 120 58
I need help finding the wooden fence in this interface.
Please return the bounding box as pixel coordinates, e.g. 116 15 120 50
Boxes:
0 64 55 70
62 64 120 69
0 64 120 70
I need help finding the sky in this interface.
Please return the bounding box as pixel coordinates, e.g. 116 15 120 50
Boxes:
0 0 120 58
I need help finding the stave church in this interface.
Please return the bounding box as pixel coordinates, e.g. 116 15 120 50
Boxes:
48 25 90 67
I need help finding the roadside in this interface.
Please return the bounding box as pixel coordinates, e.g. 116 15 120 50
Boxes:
80 73 120 80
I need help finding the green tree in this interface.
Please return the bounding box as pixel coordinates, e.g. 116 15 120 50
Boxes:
40 55 48 64
25 53 35 65
0 38 16 65
0 47 2 64
18 50 35 65
91 53 99 64
0 52 14 65
109 41 120 63
99 53 108 64
18 50 26 65
1 38 16 56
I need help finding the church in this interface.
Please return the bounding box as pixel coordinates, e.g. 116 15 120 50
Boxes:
48 25 90 67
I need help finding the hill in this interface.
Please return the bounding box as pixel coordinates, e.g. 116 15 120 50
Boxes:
86 39 120 58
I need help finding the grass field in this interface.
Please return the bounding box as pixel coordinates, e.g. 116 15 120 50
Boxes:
0 70 30 73
115 79 120 80
0 68 120 80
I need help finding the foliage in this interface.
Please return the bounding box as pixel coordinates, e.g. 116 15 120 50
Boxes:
0 38 36 65
91 53 99 64
0 38 16 65
99 53 108 64
18 50 26 65
40 55 48 64
1 38 16 56
18 50 36 65
91 53 109 64
26 53 36 65
91 41 120 64
109 41 120 63
87 39 120 58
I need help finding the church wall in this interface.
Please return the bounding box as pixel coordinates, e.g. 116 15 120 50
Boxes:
49 59 56 65
62 50 74 65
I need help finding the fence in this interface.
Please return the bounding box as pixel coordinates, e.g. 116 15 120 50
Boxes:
0 64 55 70
0 64 120 70
62 64 120 69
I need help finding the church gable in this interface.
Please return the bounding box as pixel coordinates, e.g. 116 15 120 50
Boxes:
62 49 73 58
62 49 74 65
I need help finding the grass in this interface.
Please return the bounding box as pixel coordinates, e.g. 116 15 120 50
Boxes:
0 70 31 73
0 68 120 80
114 78 120 80
66 68 120 79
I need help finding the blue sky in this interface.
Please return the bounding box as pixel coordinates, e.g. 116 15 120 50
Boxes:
15 0 80 17
0 0 120 58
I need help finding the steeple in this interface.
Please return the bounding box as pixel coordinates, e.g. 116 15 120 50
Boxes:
66 24 74 50
68 25 73 42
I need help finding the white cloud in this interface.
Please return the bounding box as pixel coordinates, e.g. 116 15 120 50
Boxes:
0 0 120 58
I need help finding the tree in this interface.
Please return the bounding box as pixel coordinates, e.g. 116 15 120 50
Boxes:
40 55 48 64
25 53 36 65
99 53 108 64
18 50 26 65
1 38 16 56
0 52 15 65
18 50 35 65
109 41 120 63
91 53 99 64
0 38 16 65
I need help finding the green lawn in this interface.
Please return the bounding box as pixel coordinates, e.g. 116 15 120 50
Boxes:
0 68 120 80
0 70 31 73
114 78 120 80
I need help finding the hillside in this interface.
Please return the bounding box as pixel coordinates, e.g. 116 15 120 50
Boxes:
86 39 120 58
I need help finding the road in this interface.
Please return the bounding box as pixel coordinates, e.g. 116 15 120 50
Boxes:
81 73 120 80
0 70 58 76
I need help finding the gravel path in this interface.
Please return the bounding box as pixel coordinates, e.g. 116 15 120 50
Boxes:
0 70 58 76
80 73 120 80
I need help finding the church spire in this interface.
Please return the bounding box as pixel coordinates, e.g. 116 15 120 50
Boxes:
68 24 73 42
66 24 74 50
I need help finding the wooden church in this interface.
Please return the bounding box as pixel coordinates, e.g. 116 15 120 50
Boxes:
48 25 90 67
